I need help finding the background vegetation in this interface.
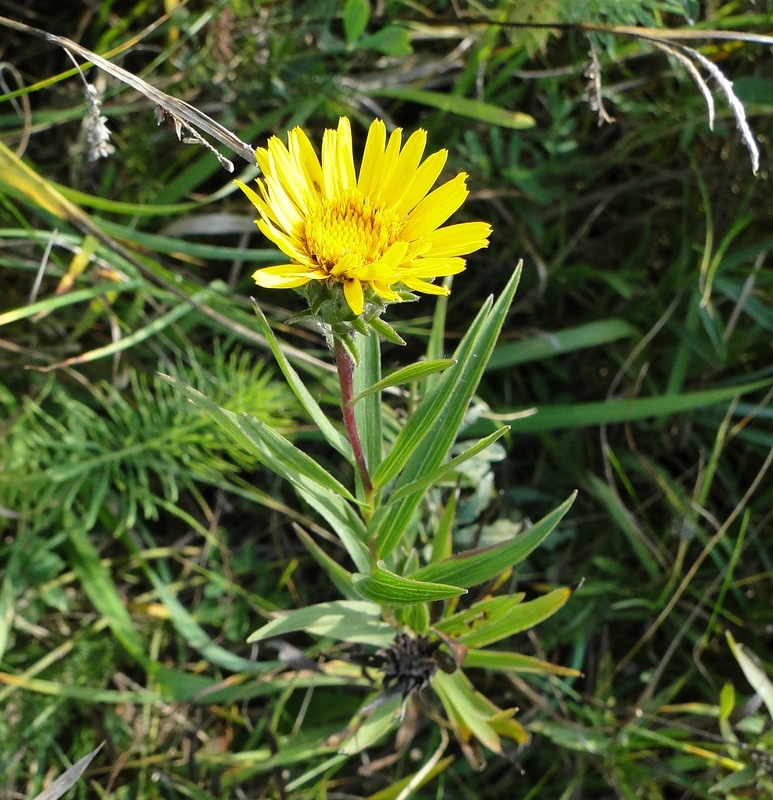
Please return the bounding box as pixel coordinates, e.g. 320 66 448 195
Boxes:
1 1 772 798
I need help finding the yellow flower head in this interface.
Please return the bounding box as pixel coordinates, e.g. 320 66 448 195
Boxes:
236 117 491 317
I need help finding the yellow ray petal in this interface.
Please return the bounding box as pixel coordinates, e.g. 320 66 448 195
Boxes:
358 119 387 196
381 128 427 206
401 173 469 241
393 149 448 216
422 222 492 256
252 265 318 288
404 257 466 277
343 278 364 314
400 277 451 295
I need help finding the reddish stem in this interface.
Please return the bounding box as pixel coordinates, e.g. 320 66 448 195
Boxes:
333 339 374 498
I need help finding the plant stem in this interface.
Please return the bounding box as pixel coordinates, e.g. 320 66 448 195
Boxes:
333 337 374 500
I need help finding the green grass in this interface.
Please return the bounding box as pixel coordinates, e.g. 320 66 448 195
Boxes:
1 1 773 798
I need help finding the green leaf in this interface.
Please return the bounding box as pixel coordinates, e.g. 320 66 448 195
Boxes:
44 289 210 370
0 280 143 327
432 669 502 752
367 757 455 800
247 600 395 646
343 0 369 43
295 482 370 572
588 476 660 580
160 376 358 504
433 594 524 637
144 562 270 673
0 563 14 663
111 522 269 676
353 328 383 480
409 492 575 588
718 682 735 723
387 427 509 505
353 566 466 606
160 374 370 570
368 87 534 129
30 743 104 800
426 282 450 368
252 302 352 461
463 649 581 677
337 695 401 755
294 525 358 600
351 359 456 403
240 412 360 501
370 265 522 559
435 588 571 649
432 490 456 564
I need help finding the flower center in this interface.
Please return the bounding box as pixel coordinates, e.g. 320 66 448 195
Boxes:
304 189 403 274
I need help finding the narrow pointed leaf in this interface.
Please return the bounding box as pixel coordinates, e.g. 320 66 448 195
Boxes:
463 649 582 676
337 696 402 755
727 631 773 719
240 412 360 502
437 588 571 649
160 376 358 503
370 289 494 490
353 566 466 606
247 600 394 646
387 427 509 505
409 492 575 588
31 744 104 800
353 329 383 477
295 483 370 571
160 374 370 570
351 359 456 403
67 525 147 665
293 525 358 600
432 669 502 752
370 266 522 559
252 302 353 461
502 376 773 433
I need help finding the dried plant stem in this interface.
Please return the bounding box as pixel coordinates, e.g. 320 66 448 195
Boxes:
334 338 374 500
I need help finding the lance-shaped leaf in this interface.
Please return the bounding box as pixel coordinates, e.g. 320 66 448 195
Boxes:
353 328 383 479
161 375 370 571
31 744 104 800
435 588 571 649
248 600 394 646
369 265 522 559
433 669 529 758
387 427 510 505
252 302 353 462
351 358 456 403
161 376 358 502
293 524 359 600
727 631 773 719
408 492 575 588
353 566 466 606
463 649 582 677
